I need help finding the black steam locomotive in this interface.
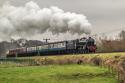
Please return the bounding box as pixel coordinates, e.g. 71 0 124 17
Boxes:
6 37 97 57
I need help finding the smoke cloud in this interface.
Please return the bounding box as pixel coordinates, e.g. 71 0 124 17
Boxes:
0 1 91 40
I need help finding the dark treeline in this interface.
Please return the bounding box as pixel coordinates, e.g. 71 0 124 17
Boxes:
97 30 125 53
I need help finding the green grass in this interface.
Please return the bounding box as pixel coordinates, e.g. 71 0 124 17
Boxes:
1 52 124 83
0 65 117 83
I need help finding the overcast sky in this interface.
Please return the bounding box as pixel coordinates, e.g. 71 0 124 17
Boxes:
0 0 125 41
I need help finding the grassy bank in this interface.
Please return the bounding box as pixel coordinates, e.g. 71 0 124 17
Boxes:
1 52 125 67
0 65 116 83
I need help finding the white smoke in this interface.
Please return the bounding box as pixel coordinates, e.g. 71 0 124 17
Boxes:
0 1 91 40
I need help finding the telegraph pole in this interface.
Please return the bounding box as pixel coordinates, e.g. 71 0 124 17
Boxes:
43 38 50 43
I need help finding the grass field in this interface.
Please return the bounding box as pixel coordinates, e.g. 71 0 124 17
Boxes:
0 65 117 83
0 52 125 83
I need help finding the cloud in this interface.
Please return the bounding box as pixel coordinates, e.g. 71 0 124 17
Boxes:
0 1 91 40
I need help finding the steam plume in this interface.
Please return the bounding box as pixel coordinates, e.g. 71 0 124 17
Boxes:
0 1 91 40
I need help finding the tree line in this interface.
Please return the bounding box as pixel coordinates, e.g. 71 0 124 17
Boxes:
96 30 125 53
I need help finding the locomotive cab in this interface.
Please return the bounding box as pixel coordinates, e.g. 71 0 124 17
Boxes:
86 37 96 53
75 37 88 53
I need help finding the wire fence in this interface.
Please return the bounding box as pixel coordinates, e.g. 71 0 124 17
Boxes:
0 58 37 66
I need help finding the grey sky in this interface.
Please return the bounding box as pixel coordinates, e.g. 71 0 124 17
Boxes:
0 0 125 40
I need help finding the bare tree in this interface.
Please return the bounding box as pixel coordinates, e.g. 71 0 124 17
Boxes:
119 30 125 40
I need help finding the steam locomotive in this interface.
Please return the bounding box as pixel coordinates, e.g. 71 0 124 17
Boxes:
6 37 97 57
